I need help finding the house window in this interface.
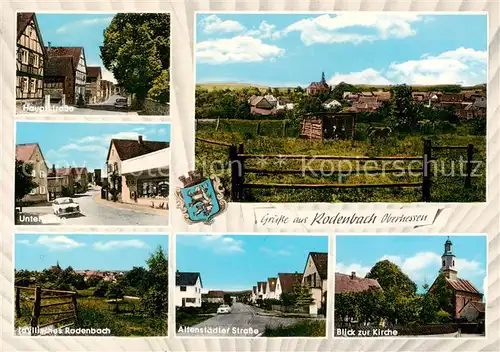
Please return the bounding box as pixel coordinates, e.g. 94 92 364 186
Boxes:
453 260 455 266
39 186 46 194
28 53 34 66
17 49 23 63
442 260 445 267
39 57 43 68
186 298 195 303
22 78 28 92
180 286 187 292
29 79 35 93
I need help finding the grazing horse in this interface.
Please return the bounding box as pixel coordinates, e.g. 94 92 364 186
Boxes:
368 126 392 143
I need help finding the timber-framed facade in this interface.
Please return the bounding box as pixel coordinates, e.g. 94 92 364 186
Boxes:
16 13 47 105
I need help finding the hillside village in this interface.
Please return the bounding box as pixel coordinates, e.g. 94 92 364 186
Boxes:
196 72 487 121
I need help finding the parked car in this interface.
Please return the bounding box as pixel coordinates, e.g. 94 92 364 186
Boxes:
52 197 80 217
114 97 128 109
217 304 231 314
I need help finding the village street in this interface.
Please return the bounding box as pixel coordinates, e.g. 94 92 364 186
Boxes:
177 303 318 337
17 190 168 226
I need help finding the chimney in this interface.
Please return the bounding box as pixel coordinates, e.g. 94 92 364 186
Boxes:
138 135 143 144
351 272 356 279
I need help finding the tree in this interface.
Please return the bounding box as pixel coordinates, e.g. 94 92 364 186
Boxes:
100 14 170 107
148 69 170 104
125 266 148 293
107 281 125 299
420 292 440 323
295 95 325 117
331 81 359 101
366 260 417 296
430 272 455 316
389 84 419 132
15 160 37 210
291 284 314 308
280 292 296 307
223 293 232 306
141 245 169 320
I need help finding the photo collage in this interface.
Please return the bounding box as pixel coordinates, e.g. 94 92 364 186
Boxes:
6 8 496 350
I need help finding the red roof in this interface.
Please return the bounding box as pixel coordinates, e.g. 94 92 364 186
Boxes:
87 66 102 78
108 138 170 161
267 278 277 292
47 47 85 72
277 273 303 294
335 272 383 294
15 143 38 162
309 252 328 280
206 290 224 298
461 301 485 313
45 56 74 77
258 281 266 294
446 278 481 294
17 13 34 38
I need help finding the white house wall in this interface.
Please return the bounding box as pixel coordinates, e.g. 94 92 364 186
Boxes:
175 276 202 308
121 147 170 175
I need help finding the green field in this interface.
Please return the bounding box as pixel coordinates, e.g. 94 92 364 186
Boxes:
195 120 486 203
16 290 167 336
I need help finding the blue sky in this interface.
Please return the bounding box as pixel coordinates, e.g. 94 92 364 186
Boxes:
36 13 116 82
176 234 328 292
336 235 487 296
15 234 169 271
16 122 171 172
196 13 487 87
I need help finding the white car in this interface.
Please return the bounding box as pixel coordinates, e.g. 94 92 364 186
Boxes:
114 97 128 109
52 197 80 217
217 304 231 314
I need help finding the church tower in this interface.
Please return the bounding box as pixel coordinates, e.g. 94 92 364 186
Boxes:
321 71 326 84
441 237 457 280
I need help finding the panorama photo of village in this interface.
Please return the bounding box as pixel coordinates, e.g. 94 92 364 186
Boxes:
16 12 170 115
194 13 487 203
14 234 169 336
175 234 329 337
15 122 170 226
334 235 487 337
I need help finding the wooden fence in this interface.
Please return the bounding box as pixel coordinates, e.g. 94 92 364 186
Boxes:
196 138 475 202
15 286 78 334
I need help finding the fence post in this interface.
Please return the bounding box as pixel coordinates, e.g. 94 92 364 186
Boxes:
256 121 261 135
215 118 220 131
422 139 432 202
15 287 21 319
238 143 245 201
229 145 240 201
30 287 41 334
72 294 78 322
465 143 473 188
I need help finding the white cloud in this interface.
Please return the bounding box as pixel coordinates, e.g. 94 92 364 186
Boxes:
281 13 424 46
328 68 392 85
16 239 33 246
339 250 486 289
259 246 291 256
336 262 372 278
246 21 279 39
35 235 85 250
201 15 245 34
93 239 149 251
179 235 244 254
56 16 113 34
387 47 487 85
197 36 285 64
59 143 108 154
328 47 487 86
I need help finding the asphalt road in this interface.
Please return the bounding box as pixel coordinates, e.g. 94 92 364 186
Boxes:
177 303 301 337
17 190 168 226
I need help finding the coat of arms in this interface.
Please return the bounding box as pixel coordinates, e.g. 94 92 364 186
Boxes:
175 171 227 225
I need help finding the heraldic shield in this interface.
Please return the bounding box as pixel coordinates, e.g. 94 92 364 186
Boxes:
176 172 227 225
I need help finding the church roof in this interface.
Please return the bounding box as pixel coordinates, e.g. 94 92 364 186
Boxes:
446 278 481 295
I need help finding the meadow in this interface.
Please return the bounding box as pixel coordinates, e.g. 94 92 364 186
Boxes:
195 120 486 203
16 289 167 336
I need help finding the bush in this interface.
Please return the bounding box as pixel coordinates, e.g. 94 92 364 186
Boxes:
472 115 486 135
94 281 109 297
263 320 326 337
436 309 453 323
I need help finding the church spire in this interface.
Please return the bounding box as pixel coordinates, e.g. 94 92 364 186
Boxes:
441 237 457 280
321 71 326 83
